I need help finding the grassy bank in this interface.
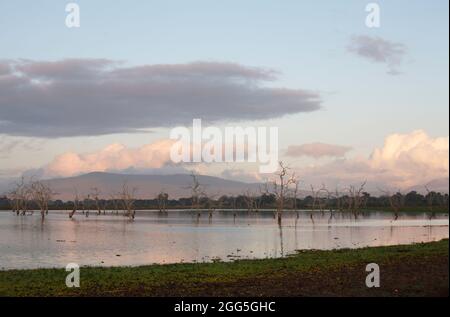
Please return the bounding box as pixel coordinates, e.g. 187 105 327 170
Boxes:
0 240 448 297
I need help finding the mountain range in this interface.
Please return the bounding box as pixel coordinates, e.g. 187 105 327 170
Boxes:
41 172 262 200
0 172 447 201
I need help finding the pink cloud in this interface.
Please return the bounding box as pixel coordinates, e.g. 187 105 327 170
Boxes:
44 139 176 177
285 142 352 158
294 130 448 190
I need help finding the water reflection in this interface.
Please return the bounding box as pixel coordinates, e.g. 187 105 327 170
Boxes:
0 210 448 270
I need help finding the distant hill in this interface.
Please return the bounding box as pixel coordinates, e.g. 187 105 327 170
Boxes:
42 172 263 200
406 177 449 194
2 172 447 201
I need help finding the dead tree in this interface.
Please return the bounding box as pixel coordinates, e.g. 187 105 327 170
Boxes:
8 187 19 214
187 173 205 220
317 184 330 215
425 186 436 219
69 189 80 219
272 161 295 225
231 196 237 222
380 189 403 221
252 191 261 212
91 187 103 215
439 193 449 211
8 177 31 215
156 191 169 212
335 187 343 212
243 190 255 212
30 180 53 221
346 181 367 219
309 185 322 222
318 184 335 220
110 194 120 214
204 192 218 223
259 182 273 216
8 188 20 214
83 194 91 217
291 178 301 228
217 195 227 211
120 182 137 219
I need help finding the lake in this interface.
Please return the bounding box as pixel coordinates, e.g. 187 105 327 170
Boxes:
0 209 448 270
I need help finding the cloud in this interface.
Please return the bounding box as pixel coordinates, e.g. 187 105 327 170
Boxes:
43 139 176 177
0 63 10 76
285 142 352 158
24 129 448 192
0 135 45 157
0 167 26 178
347 35 407 75
220 168 262 183
369 130 448 187
295 130 448 190
0 137 22 155
0 59 321 138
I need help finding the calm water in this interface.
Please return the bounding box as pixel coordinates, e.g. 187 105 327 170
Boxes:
0 210 448 270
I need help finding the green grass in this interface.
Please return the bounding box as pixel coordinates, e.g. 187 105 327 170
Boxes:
0 239 448 297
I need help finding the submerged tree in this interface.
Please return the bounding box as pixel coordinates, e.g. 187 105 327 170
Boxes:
110 193 120 214
346 181 367 219
291 177 301 228
30 180 53 222
69 189 80 219
91 187 103 215
425 186 436 219
83 194 91 217
8 177 31 215
156 191 169 213
335 187 343 212
187 172 205 220
120 182 137 219
272 161 295 225
380 189 404 221
243 190 257 212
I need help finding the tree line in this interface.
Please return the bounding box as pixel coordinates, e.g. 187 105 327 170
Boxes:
1 162 448 223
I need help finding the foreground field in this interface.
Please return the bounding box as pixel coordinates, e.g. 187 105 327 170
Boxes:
0 240 448 297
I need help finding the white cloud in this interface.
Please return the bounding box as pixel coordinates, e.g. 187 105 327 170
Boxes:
0 135 45 157
220 168 263 183
294 130 448 190
44 139 176 177
369 130 449 188
285 142 352 158
26 130 450 192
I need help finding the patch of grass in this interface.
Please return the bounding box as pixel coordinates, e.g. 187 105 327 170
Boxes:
0 240 448 297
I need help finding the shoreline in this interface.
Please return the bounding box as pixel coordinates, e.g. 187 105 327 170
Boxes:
1 239 448 297
1 208 448 214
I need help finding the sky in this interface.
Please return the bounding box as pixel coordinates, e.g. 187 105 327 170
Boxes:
0 0 449 192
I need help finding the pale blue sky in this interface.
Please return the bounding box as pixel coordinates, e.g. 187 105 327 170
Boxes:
0 0 448 182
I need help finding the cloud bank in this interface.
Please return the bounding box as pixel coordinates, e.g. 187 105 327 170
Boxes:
348 35 407 75
0 59 322 138
285 142 352 158
22 130 449 192
44 139 176 177
369 130 448 187
297 130 448 190
0 135 45 157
